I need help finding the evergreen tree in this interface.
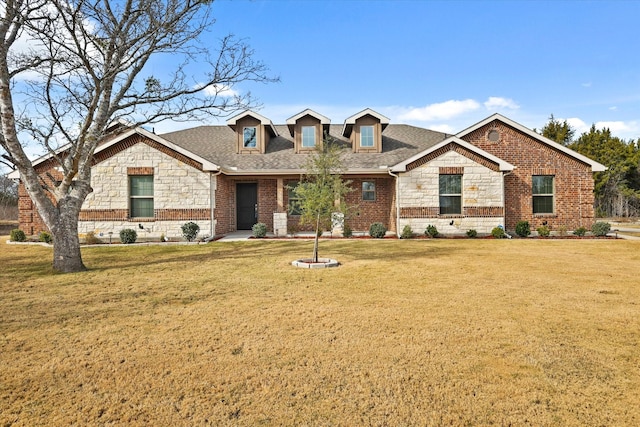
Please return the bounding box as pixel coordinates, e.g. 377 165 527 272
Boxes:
569 126 640 217
538 114 575 146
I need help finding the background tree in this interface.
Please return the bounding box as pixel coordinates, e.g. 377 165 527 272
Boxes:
291 135 352 263
537 114 575 145
568 125 640 217
0 0 276 272
0 173 18 220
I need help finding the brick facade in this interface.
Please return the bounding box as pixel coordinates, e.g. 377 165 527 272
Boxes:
15 115 601 238
461 121 595 231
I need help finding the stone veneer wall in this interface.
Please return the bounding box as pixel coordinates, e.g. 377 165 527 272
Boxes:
79 142 212 239
397 150 505 235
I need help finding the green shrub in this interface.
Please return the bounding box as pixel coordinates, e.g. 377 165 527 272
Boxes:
38 231 52 244
369 222 387 238
10 228 26 242
536 225 551 237
466 229 478 238
515 220 531 238
343 224 352 238
181 221 200 241
573 226 587 237
252 222 268 238
425 224 439 238
591 221 611 237
400 225 414 239
491 227 506 239
119 228 137 244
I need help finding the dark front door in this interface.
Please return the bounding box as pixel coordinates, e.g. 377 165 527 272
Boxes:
236 183 258 230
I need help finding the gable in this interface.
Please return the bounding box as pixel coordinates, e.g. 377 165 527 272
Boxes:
457 114 606 172
391 137 514 173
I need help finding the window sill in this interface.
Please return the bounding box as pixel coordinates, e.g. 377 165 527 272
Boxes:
533 213 557 217
130 217 155 222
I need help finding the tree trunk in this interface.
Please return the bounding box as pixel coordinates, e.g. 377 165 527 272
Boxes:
52 207 86 272
313 212 320 263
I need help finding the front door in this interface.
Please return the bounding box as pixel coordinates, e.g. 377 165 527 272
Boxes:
236 183 258 230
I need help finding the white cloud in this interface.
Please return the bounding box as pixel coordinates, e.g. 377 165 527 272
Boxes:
564 117 590 135
199 83 239 98
595 120 639 137
559 118 640 140
484 97 519 110
397 99 480 122
582 82 592 88
428 123 456 134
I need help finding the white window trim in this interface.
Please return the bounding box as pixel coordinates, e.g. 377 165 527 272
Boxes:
243 126 257 148
301 126 316 148
360 125 374 147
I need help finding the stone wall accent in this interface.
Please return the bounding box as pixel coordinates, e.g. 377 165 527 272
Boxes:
397 149 505 234
273 212 287 236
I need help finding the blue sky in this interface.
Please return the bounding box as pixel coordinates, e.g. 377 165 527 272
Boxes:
155 0 640 141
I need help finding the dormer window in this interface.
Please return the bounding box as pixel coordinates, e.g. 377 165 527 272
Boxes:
287 109 330 153
227 110 278 154
302 126 316 148
360 125 374 147
343 108 390 154
243 127 257 148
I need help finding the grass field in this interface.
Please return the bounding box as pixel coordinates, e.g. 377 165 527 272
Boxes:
1 237 639 426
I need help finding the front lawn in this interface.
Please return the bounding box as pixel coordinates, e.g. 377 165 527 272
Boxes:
1 238 639 425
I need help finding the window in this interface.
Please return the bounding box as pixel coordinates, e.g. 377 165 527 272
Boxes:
130 175 154 218
360 125 374 147
439 174 462 215
243 126 257 148
288 182 302 215
301 126 316 148
533 175 554 214
362 181 376 201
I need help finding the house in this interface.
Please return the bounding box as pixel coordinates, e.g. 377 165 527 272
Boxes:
13 109 606 239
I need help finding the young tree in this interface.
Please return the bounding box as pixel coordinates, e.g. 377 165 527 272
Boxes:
291 135 352 263
0 0 276 272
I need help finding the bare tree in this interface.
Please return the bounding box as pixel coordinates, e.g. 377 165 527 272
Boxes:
0 0 277 272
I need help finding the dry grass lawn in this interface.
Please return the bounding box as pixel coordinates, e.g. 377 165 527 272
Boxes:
1 237 639 426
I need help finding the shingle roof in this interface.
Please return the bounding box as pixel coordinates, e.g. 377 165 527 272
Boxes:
160 124 447 173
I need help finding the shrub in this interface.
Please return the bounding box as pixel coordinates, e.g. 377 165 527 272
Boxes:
466 229 478 238
491 227 506 239
425 224 439 238
536 225 551 237
181 222 200 241
400 225 414 239
38 231 52 243
119 228 137 244
573 226 587 237
85 231 101 245
10 228 26 242
591 221 611 237
369 222 387 238
556 225 568 236
252 222 267 238
515 220 531 238
342 224 352 238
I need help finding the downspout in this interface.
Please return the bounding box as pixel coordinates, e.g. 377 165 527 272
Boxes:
204 169 222 242
388 168 400 237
